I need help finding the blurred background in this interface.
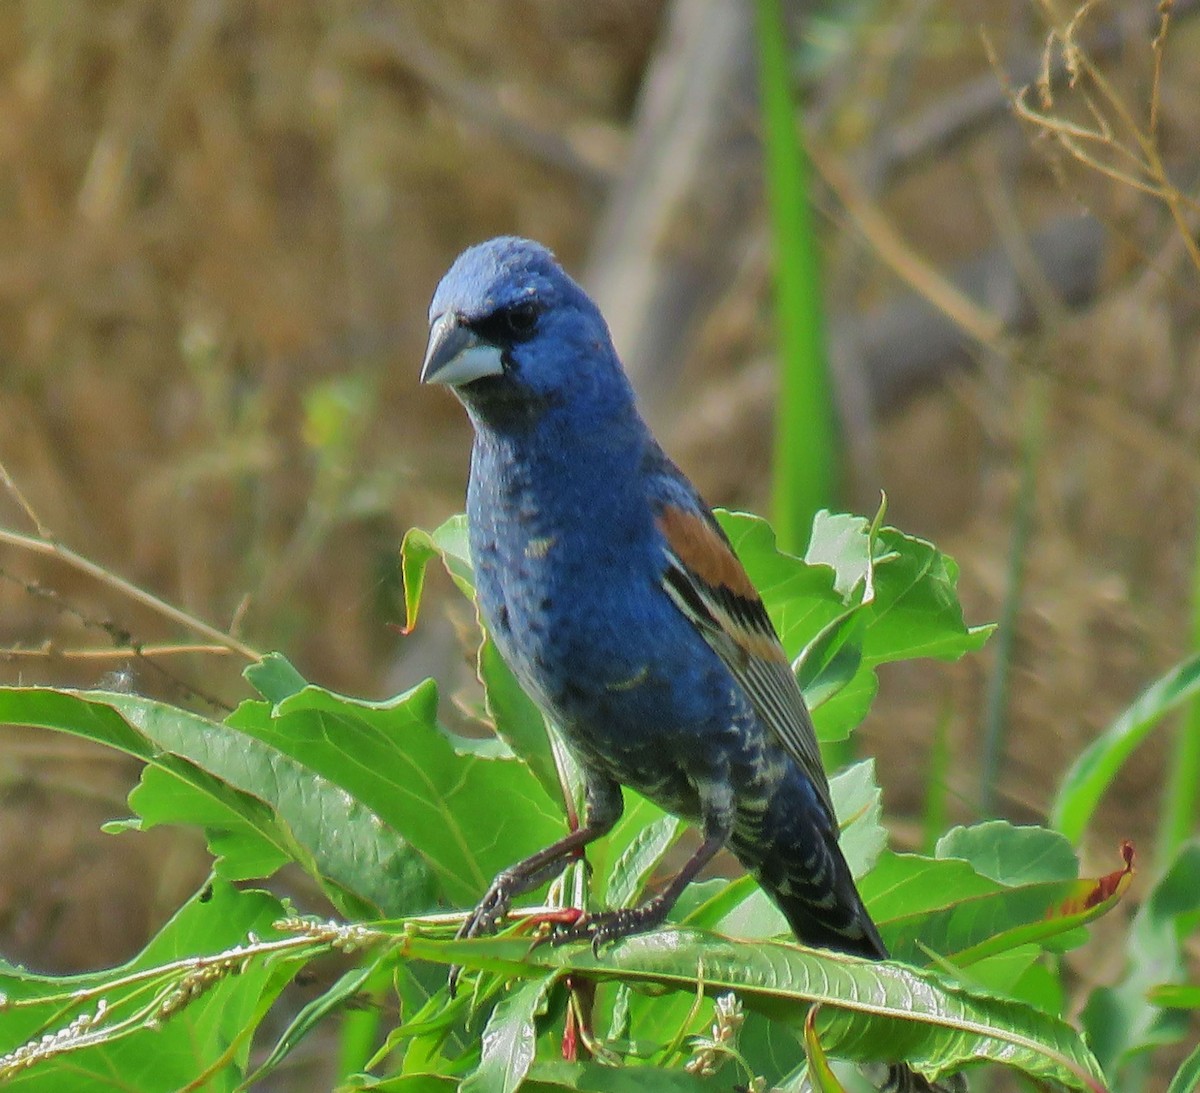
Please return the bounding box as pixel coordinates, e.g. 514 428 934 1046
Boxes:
0 0 1197 1062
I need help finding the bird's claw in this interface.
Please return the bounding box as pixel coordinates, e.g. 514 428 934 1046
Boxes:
552 902 668 955
448 875 517 996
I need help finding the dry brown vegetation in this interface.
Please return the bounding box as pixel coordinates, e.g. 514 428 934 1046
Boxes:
0 2 1197 1070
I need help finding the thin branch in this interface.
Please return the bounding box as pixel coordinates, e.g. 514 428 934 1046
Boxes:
0 460 52 540
0 528 260 662
807 134 1006 350
875 0 1200 184
1150 0 1174 138
1010 0 1200 275
1 642 236 662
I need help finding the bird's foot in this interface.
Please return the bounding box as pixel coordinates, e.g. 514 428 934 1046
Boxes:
448 870 522 996
457 875 514 941
552 899 670 956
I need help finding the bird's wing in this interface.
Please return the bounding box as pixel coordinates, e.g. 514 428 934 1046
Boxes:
650 490 836 820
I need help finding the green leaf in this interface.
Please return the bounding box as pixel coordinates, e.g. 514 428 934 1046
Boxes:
954 945 1047 1004
699 885 790 940
227 680 566 907
936 821 1079 885
676 875 766 932
1082 841 1200 1077
1050 652 1200 843
1167 1040 1200 1093
524 1060 713 1091
479 636 562 807
831 759 886 880
244 651 309 703
381 962 480 1071
717 510 990 743
811 671 878 744
400 516 473 632
604 815 682 911
736 1013 807 1089
0 881 297 1091
859 851 999 925
862 836 1130 966
797 610 866 714
805 512 993 665
461 974 558 1093
243 959 384 1089
122 763 291 880
401 930 1107 1091
0 687 427 917
804 1008 849 1091
1149 984 1200 1009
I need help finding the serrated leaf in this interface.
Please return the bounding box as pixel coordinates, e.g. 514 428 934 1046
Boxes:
805 512 993 664
401 930 1107 1091
227 680 565 906
126 763 290 880
0 687 428 917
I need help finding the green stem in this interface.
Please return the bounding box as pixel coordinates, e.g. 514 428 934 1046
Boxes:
754 0 836 555
980 373 1048 816
1158 509 1200 865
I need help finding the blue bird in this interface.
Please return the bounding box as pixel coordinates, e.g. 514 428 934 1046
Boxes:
422 237 958 1093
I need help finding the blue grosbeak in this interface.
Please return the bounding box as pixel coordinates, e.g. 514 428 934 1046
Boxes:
423 237 956 1092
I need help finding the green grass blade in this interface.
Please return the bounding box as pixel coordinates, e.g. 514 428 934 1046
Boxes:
1166 1039 1200 1093
1158 517 1200 866
754 0 836 555
1050 652 1200 843
980 376 1047 815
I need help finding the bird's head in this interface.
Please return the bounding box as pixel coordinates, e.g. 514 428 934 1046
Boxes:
421 237 631 425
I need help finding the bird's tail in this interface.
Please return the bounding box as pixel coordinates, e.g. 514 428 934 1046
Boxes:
748 839 968 1093
755 833 890 962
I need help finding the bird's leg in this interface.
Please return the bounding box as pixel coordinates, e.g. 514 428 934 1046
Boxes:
456 776 623 941
556 794 734 954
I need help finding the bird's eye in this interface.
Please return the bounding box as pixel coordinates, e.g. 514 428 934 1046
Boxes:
504 302 538 337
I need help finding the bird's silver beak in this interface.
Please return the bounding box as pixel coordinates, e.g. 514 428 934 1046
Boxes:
421 312 505 387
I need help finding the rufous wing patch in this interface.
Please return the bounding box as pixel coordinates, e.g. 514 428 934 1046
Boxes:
656 506 758 599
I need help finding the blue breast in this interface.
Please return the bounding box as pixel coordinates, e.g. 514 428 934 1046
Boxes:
465 426 754 812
